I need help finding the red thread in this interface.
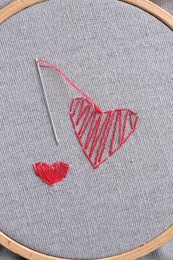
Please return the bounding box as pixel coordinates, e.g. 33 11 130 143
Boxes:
33 162 69 185
36 60 139 169
70 98 139 168
36 60 101 113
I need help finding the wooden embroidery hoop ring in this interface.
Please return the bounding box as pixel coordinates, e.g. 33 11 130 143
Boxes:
0 0 173 259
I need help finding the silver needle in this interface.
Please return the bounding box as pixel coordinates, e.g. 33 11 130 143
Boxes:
35 58 59 145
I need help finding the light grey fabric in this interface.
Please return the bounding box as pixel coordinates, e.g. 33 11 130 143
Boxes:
151 0 173 15
0 0 11 9
0 0 173 259
0 246 23 260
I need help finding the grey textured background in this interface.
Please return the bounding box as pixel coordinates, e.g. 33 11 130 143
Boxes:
152 0 173 14
0 0 173 259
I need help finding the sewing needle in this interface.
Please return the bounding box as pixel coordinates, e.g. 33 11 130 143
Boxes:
35 58 59 145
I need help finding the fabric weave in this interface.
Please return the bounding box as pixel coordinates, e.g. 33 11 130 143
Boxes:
0 0 173 259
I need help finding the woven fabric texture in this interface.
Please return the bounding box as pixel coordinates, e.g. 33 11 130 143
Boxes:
151 0 173 14
0 246 23 260
0 0 173 259
0 0 11 9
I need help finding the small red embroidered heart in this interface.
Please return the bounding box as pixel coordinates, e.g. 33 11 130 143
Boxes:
70 98 139 169
33 162 69 186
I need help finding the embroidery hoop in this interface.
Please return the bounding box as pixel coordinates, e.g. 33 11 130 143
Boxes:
0 0 173 259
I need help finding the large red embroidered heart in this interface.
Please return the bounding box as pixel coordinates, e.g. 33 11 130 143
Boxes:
70 98 139 169
36 60 139 170
33 162 69 185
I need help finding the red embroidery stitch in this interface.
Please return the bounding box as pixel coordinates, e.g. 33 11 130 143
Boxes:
33 162 69 185
36 60 139 169
70 98 138 168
